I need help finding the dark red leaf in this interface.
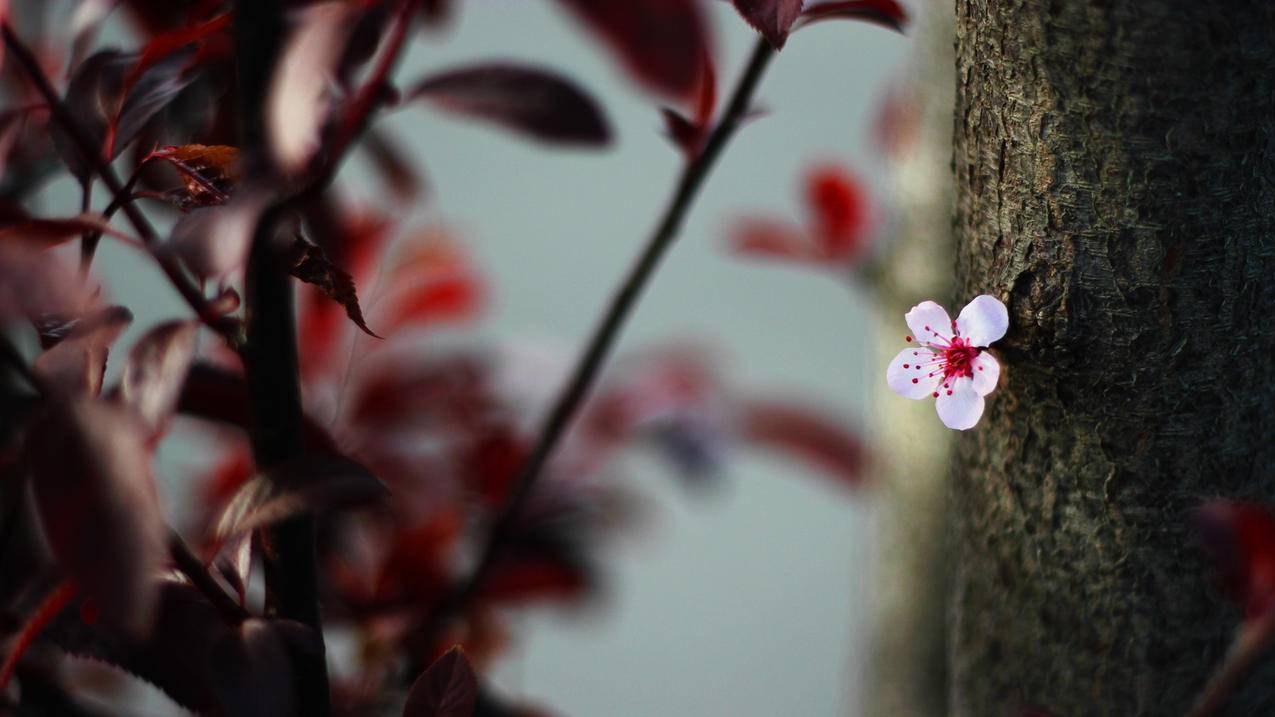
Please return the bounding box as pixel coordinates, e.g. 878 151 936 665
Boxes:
27 398 166 634
209 619 321 717
729 0 804 49
122 13 231 98
551 0 710 104
374 512 461 606
408 63 612 146
32 305 133 398
115 320 198 439
404 646 478 717
286 235 380 338
1196 501 1275 618
44 579 233 713
213 452 386 541
794 0 908 33
737 398 867 489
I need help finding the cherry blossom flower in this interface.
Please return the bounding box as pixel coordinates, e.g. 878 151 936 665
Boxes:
886 295 1008 430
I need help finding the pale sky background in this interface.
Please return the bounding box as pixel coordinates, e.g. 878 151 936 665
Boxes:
38 1 913 714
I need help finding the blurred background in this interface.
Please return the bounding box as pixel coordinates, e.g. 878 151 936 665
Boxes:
19 0 927 714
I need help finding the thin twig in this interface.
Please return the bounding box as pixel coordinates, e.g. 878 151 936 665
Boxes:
418 37 778 655
167 530 249 624
0 22 240 343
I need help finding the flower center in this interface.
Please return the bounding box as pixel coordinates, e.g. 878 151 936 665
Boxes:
940 337 979 380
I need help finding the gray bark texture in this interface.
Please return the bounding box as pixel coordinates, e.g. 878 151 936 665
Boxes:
951 1 1275 715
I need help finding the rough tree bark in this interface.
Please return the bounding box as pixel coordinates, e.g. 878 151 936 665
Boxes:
951 1 1275 714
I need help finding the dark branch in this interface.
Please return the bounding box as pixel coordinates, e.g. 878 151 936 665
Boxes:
420 36 777 656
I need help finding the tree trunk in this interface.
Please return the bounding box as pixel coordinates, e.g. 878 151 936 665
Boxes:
951 1 1275 714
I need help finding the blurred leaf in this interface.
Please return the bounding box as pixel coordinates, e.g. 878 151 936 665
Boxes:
0 211 134 249
27 398 166 634
45 578 232 713
408 63 611 146
726 217 810 262
32 305 133 398
551 0 709 104
729 0 803 49
1196 501 1275 618
266 1 360 174
50 50 195 182
164 192 268 280
737 398 867 489
285 235 379 338
122 13 231 96
803 163 868 257
794 0 908 33
374 233 485 336
115 319 198 438
213 452 386 540
404 646 478 717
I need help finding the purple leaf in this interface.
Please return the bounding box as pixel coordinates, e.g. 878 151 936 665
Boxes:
27 398 166 635
551 0 710 104
409 63 611 146
50 50 195 182
213 452 386 541
729 0 804 49
404 646 478 717
115 320 198 438
794 0 909 33
32 305 133 398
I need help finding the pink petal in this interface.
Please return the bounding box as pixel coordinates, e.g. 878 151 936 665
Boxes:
904 300 954 347
886 347 940 399
955 294 1008 347
935 378 984 430
970 351 1000 397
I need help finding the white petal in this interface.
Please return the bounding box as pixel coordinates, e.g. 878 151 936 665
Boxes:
970 351 1000 396
904 300 955 347
955 294 1008 347
935 378 985 430
886 347 941 399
